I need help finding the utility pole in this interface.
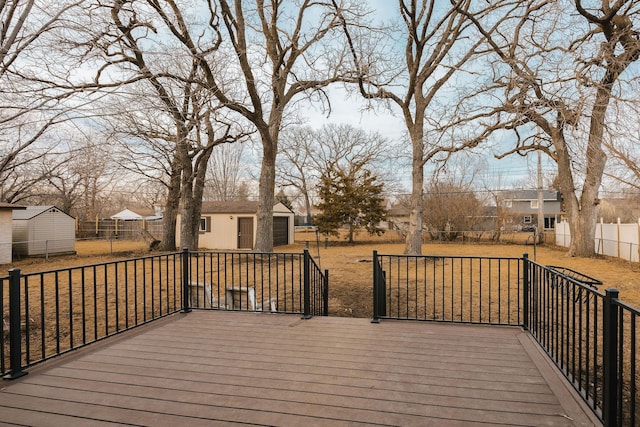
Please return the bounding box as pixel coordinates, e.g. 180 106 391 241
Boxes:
537 150 544 243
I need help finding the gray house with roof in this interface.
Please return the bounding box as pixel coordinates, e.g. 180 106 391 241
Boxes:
502 190 563 230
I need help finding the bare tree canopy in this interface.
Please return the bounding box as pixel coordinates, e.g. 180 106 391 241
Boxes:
453 0 640 256
277 123 392 224
334 0 508 254
0 0 87 202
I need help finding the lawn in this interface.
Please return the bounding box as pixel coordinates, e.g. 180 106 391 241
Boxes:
3 230 640 318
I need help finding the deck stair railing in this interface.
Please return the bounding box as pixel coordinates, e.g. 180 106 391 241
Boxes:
1 248 327 380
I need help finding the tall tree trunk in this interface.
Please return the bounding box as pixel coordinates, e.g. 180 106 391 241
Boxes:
178 140 197 251
255 122 279 252
188 146 215 249
255 141 276 252
404 117 425 255
304 191 312 225
405 155 424 254
554 130 602 257
158 159 181 251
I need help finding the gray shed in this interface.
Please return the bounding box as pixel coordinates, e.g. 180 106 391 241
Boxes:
12 206 76 256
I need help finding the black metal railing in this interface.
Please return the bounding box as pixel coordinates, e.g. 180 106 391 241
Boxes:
525 258 605 419
373 251 639 426
184 249 328 317
1 251 184 379
2 248 328 379
525 257 639 427
372 251 523 325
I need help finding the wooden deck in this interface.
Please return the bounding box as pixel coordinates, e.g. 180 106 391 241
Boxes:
0 311 600 426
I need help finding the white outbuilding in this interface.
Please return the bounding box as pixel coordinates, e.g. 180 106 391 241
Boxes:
12 206 76 257
176 201 295 250
0 203 26 264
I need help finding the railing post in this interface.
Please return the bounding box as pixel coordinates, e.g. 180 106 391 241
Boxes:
302 249 311 319
372 250 380 323
323 270 329 316
602 288 620 427
4 269 27 379
181 247 191 313
523 253 529 329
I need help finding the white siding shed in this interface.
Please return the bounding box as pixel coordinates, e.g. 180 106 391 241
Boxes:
176 201 295 250
12 206 76 257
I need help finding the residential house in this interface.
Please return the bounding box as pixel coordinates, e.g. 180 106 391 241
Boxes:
502 190 563 231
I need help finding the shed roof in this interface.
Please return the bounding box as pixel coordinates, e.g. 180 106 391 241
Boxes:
0 202 26 210
201 200 259 213
12 206 73 220
200 201 293 214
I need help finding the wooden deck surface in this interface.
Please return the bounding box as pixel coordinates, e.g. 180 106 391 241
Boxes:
0 311 600 426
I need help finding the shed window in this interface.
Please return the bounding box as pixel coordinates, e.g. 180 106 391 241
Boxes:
523 215 532 224
199 216 211 232
531 200 539 209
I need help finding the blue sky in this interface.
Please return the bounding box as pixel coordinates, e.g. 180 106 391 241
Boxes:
301 0 553 191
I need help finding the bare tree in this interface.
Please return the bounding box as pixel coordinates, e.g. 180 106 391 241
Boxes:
0 1 87 201
108 0 361 251
602 105 640 190
277 123 391 224
30 132 120 218
86 1 252 250
456 0 640 256
205 142 248 201
423 181 483 241
335 0 506 254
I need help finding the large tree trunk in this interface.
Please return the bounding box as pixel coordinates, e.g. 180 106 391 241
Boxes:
255 141 276 252
404 118 425 255
178 140 198 251
405 158 424 255
158 160 181 251
255 120 280 252
188 146 215 249
554 129 602 257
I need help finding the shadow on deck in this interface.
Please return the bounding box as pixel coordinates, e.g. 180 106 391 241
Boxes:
0 311 600 426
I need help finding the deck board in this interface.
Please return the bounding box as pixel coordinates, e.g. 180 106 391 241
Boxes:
0 311 600 426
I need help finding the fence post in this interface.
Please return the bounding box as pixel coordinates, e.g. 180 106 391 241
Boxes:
4 269 27 379
323 269 329 316
602 288 620 427
372 250 380 323
302 249 311 319
523 253 529 329
181 247 191 313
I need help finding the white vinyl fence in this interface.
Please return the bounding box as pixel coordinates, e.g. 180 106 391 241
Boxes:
555 219 640 263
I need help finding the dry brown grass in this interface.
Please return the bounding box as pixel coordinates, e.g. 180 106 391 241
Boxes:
4 233 640 318
289 230 640 317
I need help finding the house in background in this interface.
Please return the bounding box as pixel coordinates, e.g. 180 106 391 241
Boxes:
0 203 26 264
502 190 563 231
12 206 76 257
176 201 294 250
